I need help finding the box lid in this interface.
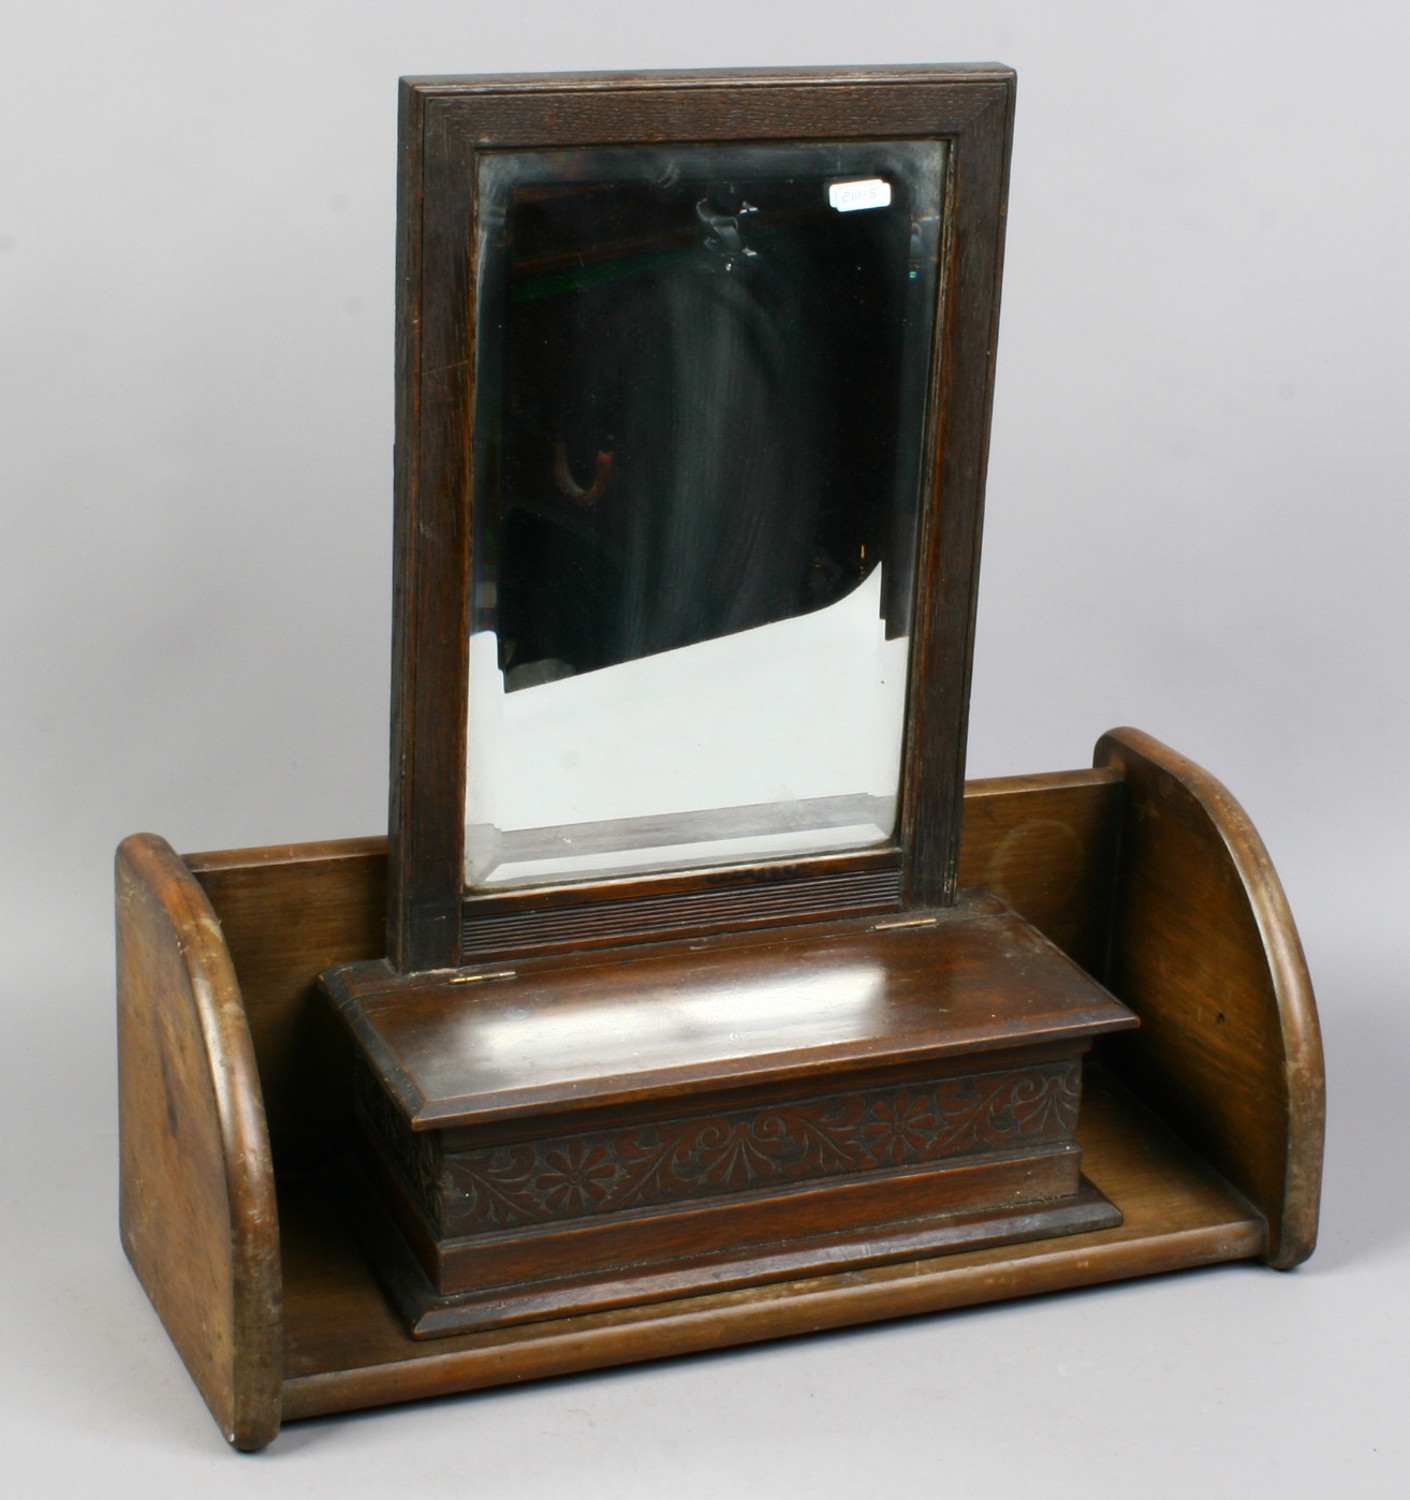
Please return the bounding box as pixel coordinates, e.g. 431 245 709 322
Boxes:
326 893 1135 1129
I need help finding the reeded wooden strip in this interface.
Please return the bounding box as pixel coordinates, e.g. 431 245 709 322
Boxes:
406 64 1017 95
1095 727 1324 1268
460 866 901 960
116 834 282 1451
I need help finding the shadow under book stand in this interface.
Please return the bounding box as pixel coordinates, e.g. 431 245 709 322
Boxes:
115 727 1325 1451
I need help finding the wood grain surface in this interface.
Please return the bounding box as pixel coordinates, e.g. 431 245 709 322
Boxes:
186 839 386 1173
1095 727 1324 1267
957 768 1122 975
328 896 1133 1127
121 743 1321 1447
116 834 282 1451
277 1067 1264 1421
184 769 1130 1172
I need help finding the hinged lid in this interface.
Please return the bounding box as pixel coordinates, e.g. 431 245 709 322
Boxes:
327 895 1135 1128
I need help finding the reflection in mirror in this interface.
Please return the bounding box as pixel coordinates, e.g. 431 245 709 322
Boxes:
466 140 946 887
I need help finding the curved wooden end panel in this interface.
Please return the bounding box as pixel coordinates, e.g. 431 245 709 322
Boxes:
116 834 282 1450
1094 728 1325 1269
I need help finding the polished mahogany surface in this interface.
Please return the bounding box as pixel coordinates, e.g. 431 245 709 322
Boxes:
325 894 1137 1128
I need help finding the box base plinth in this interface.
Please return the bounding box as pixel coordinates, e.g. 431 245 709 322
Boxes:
334 1154 1124 1338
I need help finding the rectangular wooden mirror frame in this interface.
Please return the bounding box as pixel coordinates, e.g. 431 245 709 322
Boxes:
386 65 1017 972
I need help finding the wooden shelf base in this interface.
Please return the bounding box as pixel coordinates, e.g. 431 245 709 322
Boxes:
117 729 1322 1449
278 1068 1263 1420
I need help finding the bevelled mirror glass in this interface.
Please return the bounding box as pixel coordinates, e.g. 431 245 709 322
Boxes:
464 140 947 888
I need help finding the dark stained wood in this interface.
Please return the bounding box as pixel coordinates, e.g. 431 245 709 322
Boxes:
347 1152 1117 1338
387 66 1018 970
117 745 1322 1447
957 768 1123 976
897 71 1015 910
460 852 903 963
328 898 1134 1126
332 891 1133 1336
387 76 473 973
181 771 1126 1172
185 838 386 1174
1095 727 1325 1268
116 834 282 1451
276 1067 1265 1422
382 1110 1087 1297
346 1041 1112 1325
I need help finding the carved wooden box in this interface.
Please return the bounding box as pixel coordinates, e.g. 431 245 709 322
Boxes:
326 894 1137 1336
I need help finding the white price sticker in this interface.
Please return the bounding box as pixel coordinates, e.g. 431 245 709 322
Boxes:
828 178 892 213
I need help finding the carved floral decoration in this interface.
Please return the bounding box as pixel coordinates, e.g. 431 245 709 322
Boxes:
358 1060 1083 1237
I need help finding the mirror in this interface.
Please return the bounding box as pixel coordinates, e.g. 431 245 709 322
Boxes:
465 140 947 888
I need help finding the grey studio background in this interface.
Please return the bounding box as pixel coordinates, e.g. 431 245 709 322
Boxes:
2 2 1406 1495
